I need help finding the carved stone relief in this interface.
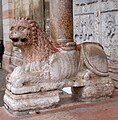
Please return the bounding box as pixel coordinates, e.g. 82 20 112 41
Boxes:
102 0 111 11
74 0 118 61
73 2 94 17
102 14 115 46
94 10 101 43
114 0 118 9
102 13 118 61
73 0 118 88
74 15 94 44
73 0 98 5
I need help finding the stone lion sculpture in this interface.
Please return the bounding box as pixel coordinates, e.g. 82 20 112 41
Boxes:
4 17 114 115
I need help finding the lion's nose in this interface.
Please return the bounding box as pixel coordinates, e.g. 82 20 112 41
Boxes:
12 32 20 38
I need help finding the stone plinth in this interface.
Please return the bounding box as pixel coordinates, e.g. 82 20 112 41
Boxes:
4 90 60 116
1 90 118 119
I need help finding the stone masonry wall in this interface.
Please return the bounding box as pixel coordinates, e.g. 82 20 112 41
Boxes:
2 0 14 71
0 0 3 41
73 0 118 88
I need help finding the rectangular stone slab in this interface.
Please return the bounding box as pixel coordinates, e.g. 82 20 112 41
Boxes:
4 90 60 112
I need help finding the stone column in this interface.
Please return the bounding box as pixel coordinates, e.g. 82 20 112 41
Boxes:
50 0 74 45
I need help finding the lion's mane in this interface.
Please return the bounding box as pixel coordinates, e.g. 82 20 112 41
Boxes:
10 17 59 64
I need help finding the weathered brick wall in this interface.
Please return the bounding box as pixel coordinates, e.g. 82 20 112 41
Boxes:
73 0 118 88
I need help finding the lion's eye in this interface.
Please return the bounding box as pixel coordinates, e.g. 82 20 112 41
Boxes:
18 26 25 31
10 27 14 31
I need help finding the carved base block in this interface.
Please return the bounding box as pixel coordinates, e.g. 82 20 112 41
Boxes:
72 77 114 102
4 90 60 116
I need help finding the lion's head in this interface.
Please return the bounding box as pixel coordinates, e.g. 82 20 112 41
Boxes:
9 17 38 48
9 17 59 63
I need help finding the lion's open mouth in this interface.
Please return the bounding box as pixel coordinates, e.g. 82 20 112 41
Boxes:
11 38 27 42
11 38 19 42
20 38 27 42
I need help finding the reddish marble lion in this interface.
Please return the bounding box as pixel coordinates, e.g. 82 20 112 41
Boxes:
4 18 114 115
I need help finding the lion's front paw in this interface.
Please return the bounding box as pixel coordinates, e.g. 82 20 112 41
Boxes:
10 75 24 88
9 66 26 88
13 78 24 88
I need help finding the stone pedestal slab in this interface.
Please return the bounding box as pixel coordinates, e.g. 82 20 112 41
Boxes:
4 90 60 116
